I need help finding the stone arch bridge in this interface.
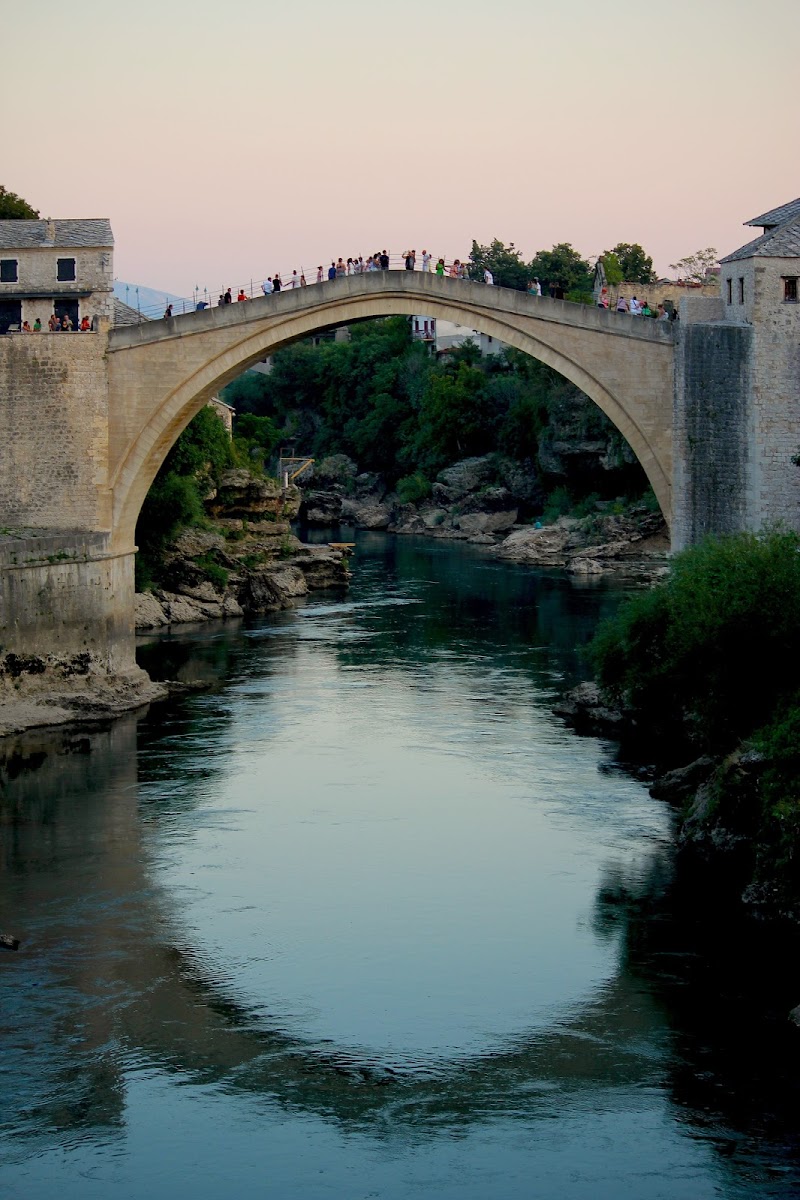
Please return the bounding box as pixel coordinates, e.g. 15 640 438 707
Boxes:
1 269 777 676
106 273 675 551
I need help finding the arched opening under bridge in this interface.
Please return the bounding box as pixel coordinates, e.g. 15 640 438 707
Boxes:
106 273 675 553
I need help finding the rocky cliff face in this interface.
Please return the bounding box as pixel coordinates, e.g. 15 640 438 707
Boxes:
135 469 349 632
298 453 668 575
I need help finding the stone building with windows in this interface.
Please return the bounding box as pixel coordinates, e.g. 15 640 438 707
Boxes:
0 218 114 333
718 197 800 323
672 196 800 548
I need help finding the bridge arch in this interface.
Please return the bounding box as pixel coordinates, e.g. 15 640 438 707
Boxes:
107 274 675 552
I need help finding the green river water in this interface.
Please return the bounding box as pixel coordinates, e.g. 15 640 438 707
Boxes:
1 532 798 1199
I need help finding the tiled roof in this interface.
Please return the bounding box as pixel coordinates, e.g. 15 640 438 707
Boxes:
745 198 800 229
113 297 149 326
720 214 800 263
0 219 113 249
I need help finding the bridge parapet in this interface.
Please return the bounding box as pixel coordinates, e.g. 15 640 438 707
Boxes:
109 272 676 351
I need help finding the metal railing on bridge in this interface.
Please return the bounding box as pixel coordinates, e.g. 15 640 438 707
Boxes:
119 254 476 322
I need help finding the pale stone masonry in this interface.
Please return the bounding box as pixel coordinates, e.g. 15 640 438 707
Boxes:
672 199 800 548
0 206 798 672
0 218 114 331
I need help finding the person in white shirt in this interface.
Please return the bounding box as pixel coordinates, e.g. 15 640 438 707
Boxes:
484 268 494 285
262 277 273 295
316 266 323 284
422 250 432 272
289 270 301 289
629 296 641 316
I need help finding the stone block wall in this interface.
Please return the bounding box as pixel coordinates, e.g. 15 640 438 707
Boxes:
0 332 111 531
0 533 136 669
673 321 753 550
749 258 800 529
0 244 114 328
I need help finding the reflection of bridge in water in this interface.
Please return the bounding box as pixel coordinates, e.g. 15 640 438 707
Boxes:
2 709 795 1182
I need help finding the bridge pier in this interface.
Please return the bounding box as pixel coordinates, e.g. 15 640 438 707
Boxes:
672 291 800 551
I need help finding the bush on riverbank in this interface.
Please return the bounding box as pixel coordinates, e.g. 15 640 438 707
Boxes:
590 528 800 754
590 528 800 914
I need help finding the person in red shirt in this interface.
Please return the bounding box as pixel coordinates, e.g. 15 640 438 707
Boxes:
80 316 91 331
237 289 248 302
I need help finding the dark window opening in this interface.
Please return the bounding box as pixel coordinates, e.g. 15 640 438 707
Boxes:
784 277 798 303
0 259 18 283
0 299 22 333
738 277 745 304
726 278 732 304
54 298 80 328
57 257 76 282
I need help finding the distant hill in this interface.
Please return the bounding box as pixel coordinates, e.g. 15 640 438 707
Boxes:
113 281 185 319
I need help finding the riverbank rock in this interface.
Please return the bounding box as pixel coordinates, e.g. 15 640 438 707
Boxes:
206 470 301 521
649 756 719 803
552 681 628 737
0 653 167 738
496 509 668 574
135 465 351 633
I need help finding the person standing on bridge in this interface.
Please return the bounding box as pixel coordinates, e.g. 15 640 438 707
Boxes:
615 294 628 313
629 296 641 316
328 262 336 281
484 267 494 285
316 266 324 284
380 250 389 270
273 274 282 293
237 288 248 301
422 250 431 273
336 258 346 278
262 277 273 295
289 271 301 288
224 288 233 303
164 303 173 318
404 250 415 271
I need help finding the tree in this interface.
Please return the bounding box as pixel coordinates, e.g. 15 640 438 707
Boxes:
0 186 39 219
468 239 530 290
607 242 655 284
529 243 593 301
669 247 718 284
600 252 624 287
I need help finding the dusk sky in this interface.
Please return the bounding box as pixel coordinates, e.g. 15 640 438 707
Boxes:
4 0 798 298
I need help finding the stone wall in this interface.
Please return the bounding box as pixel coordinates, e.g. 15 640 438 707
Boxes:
748 258 800 530
0 331 111 531
608 280 719 309
0 244 114 328
672 320 752 550
0 532 135 669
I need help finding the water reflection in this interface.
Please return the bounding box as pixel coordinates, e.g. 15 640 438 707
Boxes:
1 535 799 1199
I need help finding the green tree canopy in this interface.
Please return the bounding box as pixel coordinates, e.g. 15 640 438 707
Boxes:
0 186 40 219
468 239 530 290
607 242 655 284
600 252 624 287
529 243 593 300
669 247 718 283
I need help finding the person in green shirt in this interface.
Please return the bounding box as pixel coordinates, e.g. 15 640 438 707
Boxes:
641 301 652 317
33 317 42 331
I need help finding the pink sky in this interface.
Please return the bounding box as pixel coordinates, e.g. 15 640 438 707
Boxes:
4 0 798 297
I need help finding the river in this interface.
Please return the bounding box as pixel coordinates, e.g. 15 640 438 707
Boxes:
1 533 798 1199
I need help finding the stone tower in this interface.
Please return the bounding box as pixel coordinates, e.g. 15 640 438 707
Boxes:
672 198 800 549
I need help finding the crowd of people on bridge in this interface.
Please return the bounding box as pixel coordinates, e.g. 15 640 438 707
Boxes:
177 254 676 324
204 250 505 309
596 285 673 320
